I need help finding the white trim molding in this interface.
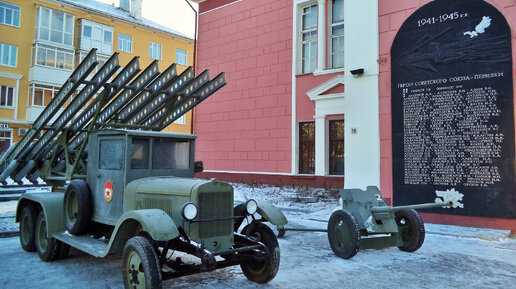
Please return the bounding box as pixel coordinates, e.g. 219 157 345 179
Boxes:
0 71 23 120
307 74 344 101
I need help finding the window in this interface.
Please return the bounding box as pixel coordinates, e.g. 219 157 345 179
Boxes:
149 42 162 60
80 19 113 55
329 120 344 175
34 43 74 70
0 85 14 107
153 138 190 170
0 1 20 27
299 122 315 174
118 33 132 53
78 51 109 74
36 7 74 46
300 4 317 74
176 49 187 66
0 130 11 156
330 0 344 68
173 114 186 125
99 139 124 170
29 84 57 106
0 42 17 67
131 138 149 169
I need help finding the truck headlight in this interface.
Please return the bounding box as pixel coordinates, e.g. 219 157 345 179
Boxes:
245 199 258 215
182 202 198 221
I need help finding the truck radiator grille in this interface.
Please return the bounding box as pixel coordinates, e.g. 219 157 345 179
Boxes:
198 191 233 239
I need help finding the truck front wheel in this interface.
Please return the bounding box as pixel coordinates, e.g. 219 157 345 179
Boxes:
123 236 162 289
240 223 280 284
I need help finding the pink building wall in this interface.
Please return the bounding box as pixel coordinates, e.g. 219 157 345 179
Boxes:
379 0 516 232
195 0 293 174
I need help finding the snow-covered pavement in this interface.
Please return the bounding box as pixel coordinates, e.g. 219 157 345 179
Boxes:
0 183 515 288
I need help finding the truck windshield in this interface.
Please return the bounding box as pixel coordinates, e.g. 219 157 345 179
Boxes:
152 138 190 169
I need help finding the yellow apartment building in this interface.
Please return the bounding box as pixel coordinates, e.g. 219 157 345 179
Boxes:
0 0 194 155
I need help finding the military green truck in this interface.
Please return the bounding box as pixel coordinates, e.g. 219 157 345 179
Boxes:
1 50 287 288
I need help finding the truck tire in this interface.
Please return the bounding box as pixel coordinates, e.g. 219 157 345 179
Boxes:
240 223 280 284
395 209 425 252
19 205 38 252
123 236 162 289
327 209 360 259
63 180 91 235
35 211 61 262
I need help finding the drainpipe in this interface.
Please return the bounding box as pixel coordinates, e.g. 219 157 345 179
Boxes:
185 0 198 134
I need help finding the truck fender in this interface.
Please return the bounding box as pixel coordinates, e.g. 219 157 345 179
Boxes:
16 192 65 236
234 200 288 231
108 209 179 254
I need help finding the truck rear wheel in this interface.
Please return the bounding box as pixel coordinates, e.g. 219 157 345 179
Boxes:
35 211 61 262
395 209 425 252
19 205 38 252
240 223 280 284
327 209 360 259
63 180 91 235
123 236 162 289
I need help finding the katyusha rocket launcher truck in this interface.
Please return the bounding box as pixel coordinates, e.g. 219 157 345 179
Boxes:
1 49 287 289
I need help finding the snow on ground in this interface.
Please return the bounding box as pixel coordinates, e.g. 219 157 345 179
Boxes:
0 182 515 288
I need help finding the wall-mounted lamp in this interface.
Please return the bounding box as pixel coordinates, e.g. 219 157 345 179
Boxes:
350 68 364 77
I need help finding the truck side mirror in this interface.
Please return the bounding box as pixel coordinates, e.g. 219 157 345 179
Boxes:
194 161 204 173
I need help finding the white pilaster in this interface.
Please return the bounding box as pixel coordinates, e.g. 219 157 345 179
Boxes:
316 0 327 72
314 115 326 175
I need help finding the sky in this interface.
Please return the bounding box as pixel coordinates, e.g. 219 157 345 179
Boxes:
97 0 198 38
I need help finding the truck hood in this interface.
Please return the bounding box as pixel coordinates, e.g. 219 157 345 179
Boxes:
125 176 216 197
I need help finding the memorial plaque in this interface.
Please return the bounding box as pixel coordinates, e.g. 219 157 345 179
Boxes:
391 0 516 218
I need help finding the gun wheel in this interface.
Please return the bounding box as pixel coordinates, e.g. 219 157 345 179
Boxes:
123 236 162 289
63 180 91 235
240 223 280 284
395 209 425 252
19 205 38 252
327 209 360 259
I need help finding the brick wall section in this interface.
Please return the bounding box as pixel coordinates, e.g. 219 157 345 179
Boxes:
195 0 293 173
379 0 516 231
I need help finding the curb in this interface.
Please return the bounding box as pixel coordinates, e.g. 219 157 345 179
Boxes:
0 231 18 238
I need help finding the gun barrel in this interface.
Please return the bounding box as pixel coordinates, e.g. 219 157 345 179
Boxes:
371 201 453 213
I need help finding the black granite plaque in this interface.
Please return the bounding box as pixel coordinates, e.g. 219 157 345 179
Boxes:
391 0 516 218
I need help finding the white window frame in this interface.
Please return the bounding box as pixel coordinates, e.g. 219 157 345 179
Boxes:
149 42 162 60
330 0 344 69
29 84 58 107
118 33 132 53
299 3 318 75
0 129 12 156
80 19 113 55
173 114 186 125
0 1 20 28
176 49 187 66
34 43 74 71
78 51 109 75
0 85 15 108
0 42 17 67
36 7 74 47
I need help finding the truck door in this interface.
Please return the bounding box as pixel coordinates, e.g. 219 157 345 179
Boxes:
93 137 125 225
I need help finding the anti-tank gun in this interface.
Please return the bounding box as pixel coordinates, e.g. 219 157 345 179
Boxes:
4 50 287 289
277 186 462 259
